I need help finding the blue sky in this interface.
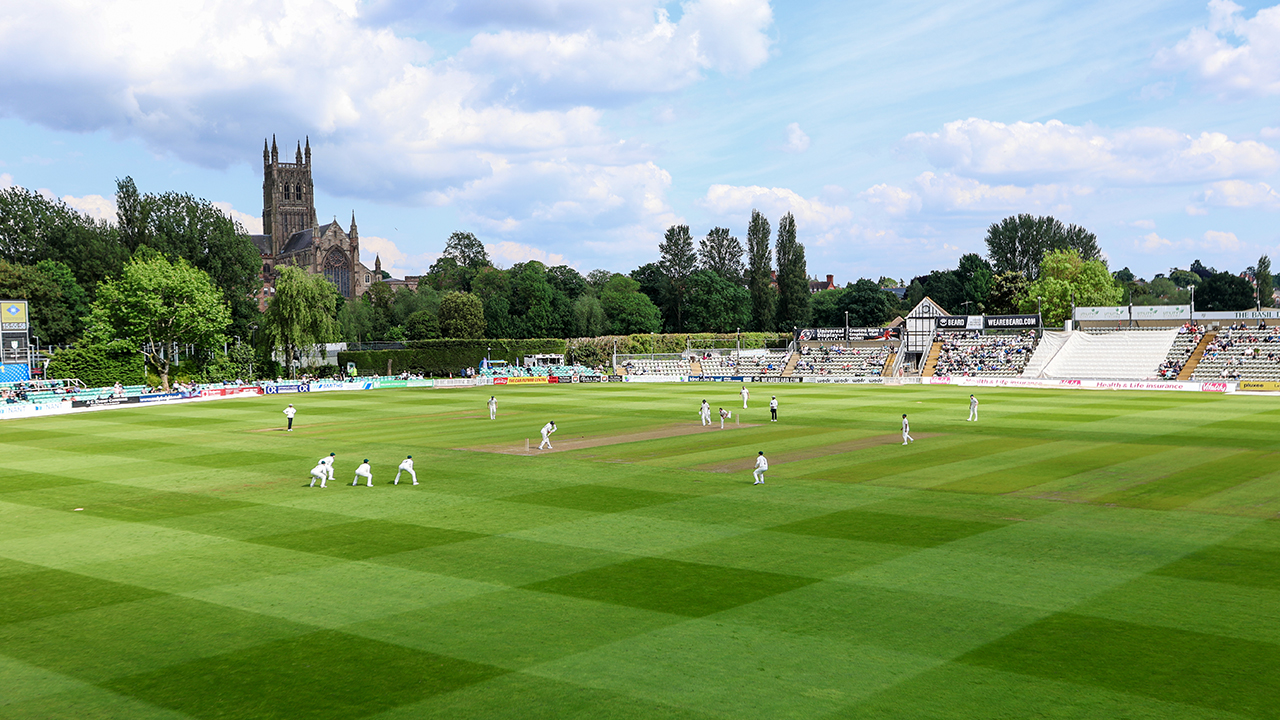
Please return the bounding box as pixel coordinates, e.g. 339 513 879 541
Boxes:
1 0 1278 283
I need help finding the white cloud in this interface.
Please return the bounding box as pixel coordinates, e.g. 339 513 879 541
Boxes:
0 173 12 189
903 118 1280 184
1156 0 1280 97
457 0 773 106
486 240 568 268
784 122 810 153
1139 232 1174 251
1261 127 1280 139
701 184 854 230
1131 219 1157 229
59 193 117 221
858 172 1086 216
1186 204 1210 215
1203 229 1243 251
210 201 264 234
1199 180 1280 209
359 235 439 278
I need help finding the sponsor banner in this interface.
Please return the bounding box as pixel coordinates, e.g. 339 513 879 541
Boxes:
71 395 141 408
935 316 985 331
935 376 1229 393
1194 310 1280 322
0 364 30 383
1 300 28 331
1132 305 1191 321
689 376 747 382
1075 306 1129 321
263 383 310 394
798 327 900 341
548 376 560 384
797 327 847 342
806 377 885 384
984 314 1039 329
1238 380 1280 392
607 375 624 382
752 376 803 383
433 378 477 388
406 379 433 388
142 392 182 403
200 387 264 398
309 381 345 392
379 379 408 388
622 375 686 383
498 376 549 385
579 375 603 383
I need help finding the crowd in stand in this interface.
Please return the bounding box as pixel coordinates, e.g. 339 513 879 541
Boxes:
479 364 603 378
1194 322 1280 380
932 331 1037 377
796 344 890 376
1155 323 1205 379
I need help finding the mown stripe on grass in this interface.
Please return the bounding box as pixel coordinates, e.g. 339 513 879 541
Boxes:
796 437 1049 483
770 509 1007 547
1091 450 1280 510
932 443 1165 495
959 613 1280 719
1151 545 1280 590
1 568 164 624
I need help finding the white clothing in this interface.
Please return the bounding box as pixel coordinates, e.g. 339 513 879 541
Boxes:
319 456 335 481
395 459 417 485
968 397 978 421
353 463 372 486
753 456 767 484
539 422 556 449
309 464 327 487
770 398 778 410
488 398 497 420
902 418 914 445
284 406 297 419
719 409 729 429
740 387 749 409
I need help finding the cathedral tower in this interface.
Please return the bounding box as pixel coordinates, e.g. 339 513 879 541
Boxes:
262 136 317 255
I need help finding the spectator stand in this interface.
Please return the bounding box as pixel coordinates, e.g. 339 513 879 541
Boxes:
793 341 893 377
1190 322 1280 382
929 331 1039 378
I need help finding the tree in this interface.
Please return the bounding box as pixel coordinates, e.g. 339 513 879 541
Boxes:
0 185 126 290
1113 267 1136 284
547 265 588 301
586 269 614 289
986 271 1028 315
699 227 744 283
746 209 776 331
1168 269 1200 288
1018 249 1121 326
1256 255 1273 308
1196 272 1255 312
985 214 1101 279
442 231 489 268
260 266 340 378
774 213 811 330
83 252 231 391
839 279 895 327
956 253 993 312
0 259 89 345
658 224 697 332
404 309 440 340
337 297 376 343
1189 259 1216 281
115 177 262 335
425 256 473 293
810 287 846 327
572 294 606 337
439 291 486 338
511 261 557 338
599 275 662 334
911 270 964 313
686 269 751 332
630 262 666 311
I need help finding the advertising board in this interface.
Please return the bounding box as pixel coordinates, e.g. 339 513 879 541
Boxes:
751 376 803 383
1075 306 1129 321
71 395 141 408
1238 380 1280 392
1 300 28 331
806 377 885 384
984 315 1039 329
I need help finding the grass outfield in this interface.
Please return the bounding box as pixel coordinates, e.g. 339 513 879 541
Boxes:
2 383 1280 719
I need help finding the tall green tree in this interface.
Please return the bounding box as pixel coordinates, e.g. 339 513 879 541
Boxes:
439 291 486 338
442 231 490 268
839 279 895 327
1018 249 1120 326
985 214 1101 280
599 275 662 335
511 261 558 338
1255 255 1273 308
774 213 811 331
658 224 697 332
956 253 993 312
0 185 126 290
84 251 231 391
261 266 340 378
699 227 744 283
986 271 1028 315
0 259 89 345
1168 269 1200 288
810 287 846 327
746 209 776 331
686 270 751 332
572 294 606 337
1196 272 1255 312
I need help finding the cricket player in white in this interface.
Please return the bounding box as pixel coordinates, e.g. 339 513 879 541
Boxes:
309 461 328 488
319 453 336 482
539 421 557 449
394 455 417 485
769 396 778 422
740 385 749 409
353 459 373 486
902 414 914 445
753 451 768 485
968 394 979 421
284 404 296 431
488 396 497 420
700 400 712 426
719 407 729 429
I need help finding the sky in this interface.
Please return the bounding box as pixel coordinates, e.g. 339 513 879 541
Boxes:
1 0 1279 284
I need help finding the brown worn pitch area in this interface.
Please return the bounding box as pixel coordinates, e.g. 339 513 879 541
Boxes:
693 432 943 473
460 422 760 456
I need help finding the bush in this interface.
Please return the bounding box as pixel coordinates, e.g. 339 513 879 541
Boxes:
46 339 144 387
338 338 567 376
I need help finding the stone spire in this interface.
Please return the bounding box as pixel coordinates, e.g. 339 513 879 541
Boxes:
304 136 311 165
271 134 278 163
295 140 302 164
374 255 382 276
263 138 269 164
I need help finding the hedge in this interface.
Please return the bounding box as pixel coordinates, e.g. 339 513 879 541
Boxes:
338 339 568 376
46 340 144 388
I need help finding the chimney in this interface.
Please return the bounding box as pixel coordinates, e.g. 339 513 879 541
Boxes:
826 274 834 288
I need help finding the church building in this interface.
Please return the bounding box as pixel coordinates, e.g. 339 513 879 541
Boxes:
251 136 376 302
